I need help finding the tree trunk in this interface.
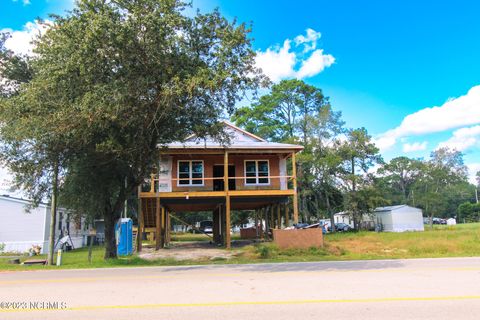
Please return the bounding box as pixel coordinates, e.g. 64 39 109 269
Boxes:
88 234 93 263
104 207 119 259
351 157 356 192
427 203 434 230
352 214 357 231
324 187 335 233
103 178 134 259
47 164 59 265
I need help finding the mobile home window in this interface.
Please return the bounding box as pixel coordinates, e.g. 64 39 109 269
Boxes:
245 160 270 185
178 160 204 186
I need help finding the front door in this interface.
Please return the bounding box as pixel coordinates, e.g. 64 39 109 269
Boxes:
213 165 236 191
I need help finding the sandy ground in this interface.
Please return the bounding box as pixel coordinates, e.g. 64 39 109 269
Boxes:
138 240 252 261
2 257 480 320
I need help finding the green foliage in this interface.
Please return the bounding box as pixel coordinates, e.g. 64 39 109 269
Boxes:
231 210 252 227
377 149 473 220
255 243 278 259
233 79 347 223
233 79 332 142
458 202 480 223
338 128 384 228
377 156 422 204
412 148 469 222
0 32 33 97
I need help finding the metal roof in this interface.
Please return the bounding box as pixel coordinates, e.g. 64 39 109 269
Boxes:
163 121 304 151
374 205 416 212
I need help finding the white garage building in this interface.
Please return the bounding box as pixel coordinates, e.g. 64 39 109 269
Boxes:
375 205 424 232
0 195 88 254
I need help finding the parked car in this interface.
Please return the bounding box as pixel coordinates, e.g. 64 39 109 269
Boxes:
430 217 447 225
203 226 213 234
199 220 213 234
328 223 352 232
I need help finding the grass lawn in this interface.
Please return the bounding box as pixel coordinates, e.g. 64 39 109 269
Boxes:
1 223 479 271
244 223 480 263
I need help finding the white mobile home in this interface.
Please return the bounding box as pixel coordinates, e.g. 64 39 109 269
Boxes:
375 205 424 232
0 195 88 254
333 212 354 227
333 212 375 230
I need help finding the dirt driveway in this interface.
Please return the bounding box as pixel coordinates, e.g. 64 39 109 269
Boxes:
139 241 253 261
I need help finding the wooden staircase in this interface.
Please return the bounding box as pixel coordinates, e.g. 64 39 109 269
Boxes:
142 198 157 228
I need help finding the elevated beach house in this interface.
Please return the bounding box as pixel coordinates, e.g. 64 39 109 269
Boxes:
137 122 303 250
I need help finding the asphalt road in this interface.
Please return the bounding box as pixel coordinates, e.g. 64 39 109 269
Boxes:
1 257 480 320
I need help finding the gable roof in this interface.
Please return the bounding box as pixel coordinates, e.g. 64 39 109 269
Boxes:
184 121 266 143
165 121 303 151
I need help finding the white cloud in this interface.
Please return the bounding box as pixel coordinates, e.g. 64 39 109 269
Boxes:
12 0 31 5
376 85 480 151
437 125 480 151
296 49 335 79
294 28 321 52
255 28 335 82
2 20 51 56
254 40 297 83
403 141 428 152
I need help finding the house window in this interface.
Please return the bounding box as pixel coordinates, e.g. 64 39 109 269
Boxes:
245 160 270 185
178 160 204 186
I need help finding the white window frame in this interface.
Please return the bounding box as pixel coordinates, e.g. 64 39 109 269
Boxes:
177 160 204 187
244 160 270 185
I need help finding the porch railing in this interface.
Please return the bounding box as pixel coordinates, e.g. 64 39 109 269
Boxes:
141 175 296 193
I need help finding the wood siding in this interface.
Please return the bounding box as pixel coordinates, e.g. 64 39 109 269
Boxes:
170 154 283 192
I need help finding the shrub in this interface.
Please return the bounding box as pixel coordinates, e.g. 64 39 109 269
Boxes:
255 244 277 259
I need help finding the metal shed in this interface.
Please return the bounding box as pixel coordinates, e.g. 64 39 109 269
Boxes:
375 205 424 232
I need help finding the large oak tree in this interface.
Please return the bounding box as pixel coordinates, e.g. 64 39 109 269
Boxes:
0 0 262 258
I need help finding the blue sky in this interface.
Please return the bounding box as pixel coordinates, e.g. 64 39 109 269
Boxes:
1 0 480 181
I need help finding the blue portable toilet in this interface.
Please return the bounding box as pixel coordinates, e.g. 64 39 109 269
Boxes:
115 218 133 256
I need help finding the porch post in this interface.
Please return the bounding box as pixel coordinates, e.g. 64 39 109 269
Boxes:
213 206 220 244
155 198 161 250
254 209 259 239
264 206 269 240
270 205 275 230
225 196 231 249
260 207 265 239
285 203 290 227
165 210 170 246
150 173 155 193
161 206 165 248
221 205 226 245
137 188 143 252
224 151 231 249
292 152 299 224
277 204 281 229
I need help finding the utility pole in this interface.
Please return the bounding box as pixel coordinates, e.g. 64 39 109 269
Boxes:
48 163 59 265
